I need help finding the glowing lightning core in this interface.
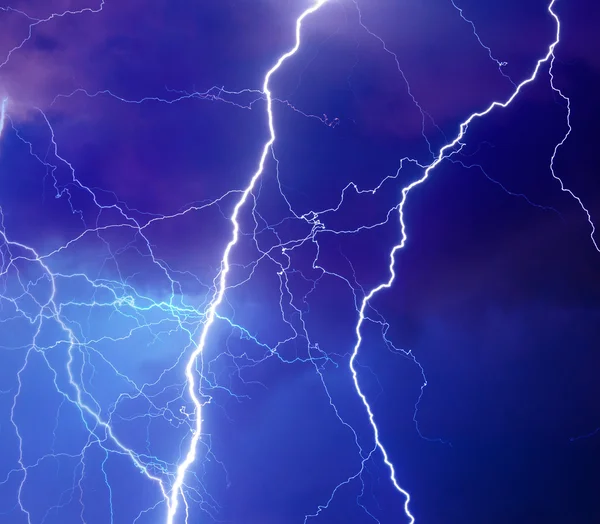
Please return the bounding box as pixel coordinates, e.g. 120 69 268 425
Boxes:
348 2 597 522
0 97 8 138
166 1 330 522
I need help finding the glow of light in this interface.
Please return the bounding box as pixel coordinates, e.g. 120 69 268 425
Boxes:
348 2 596 523
0 97 8 138
166 1 330 522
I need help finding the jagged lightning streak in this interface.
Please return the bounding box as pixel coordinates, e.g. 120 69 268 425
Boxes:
449 0 514 85
548 54 599 252
0 2 106 68
0 97 8 137
166 2 329 522
347 1 597 522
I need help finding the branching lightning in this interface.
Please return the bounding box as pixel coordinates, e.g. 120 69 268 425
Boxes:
165 2 330 521
0 0 597 523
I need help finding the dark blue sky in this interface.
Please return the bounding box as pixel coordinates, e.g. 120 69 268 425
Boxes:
0 0 599 523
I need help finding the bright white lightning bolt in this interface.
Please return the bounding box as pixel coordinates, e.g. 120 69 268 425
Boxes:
346 0 597 523
166 1 330 522
0 97 8 137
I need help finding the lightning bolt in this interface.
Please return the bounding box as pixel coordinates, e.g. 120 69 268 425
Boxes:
0 2 106 69
449 0 515 85
346 2 598 517
0 97 7 138
166 1 330 522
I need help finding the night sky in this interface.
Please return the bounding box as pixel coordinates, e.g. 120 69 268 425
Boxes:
0 1 599 523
